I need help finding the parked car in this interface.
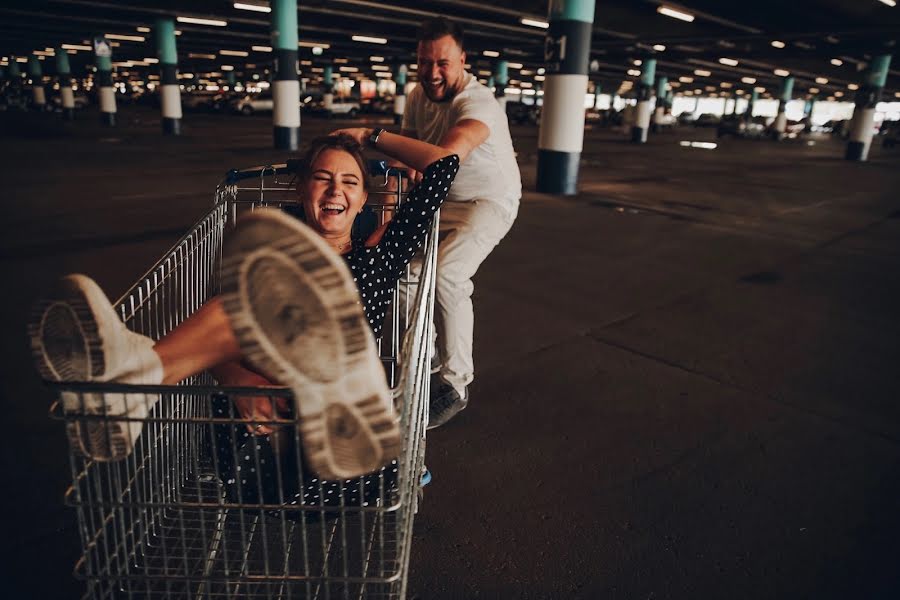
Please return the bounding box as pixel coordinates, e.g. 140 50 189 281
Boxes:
693 113 720 127
717 114 766 138
361 97 393 115
230 91 273 115
881 121 899 148
51 93 90 109
183 90 220 111
677 112 698 125
506 101 540 125
306 97 361 118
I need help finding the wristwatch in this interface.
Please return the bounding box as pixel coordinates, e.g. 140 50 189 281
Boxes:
368 127 385 148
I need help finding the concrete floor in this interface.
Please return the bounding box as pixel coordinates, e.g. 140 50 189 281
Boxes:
1 106 899 599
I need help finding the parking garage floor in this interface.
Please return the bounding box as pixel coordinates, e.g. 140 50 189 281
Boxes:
1 107 899 599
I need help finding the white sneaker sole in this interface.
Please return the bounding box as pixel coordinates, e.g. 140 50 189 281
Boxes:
29 275 146 461
219 209 401 480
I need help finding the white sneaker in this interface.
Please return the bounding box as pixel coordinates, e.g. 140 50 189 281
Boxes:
219 209 401 480
29 274 163 461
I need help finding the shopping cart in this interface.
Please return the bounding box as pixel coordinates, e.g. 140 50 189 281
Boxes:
47 162 438 599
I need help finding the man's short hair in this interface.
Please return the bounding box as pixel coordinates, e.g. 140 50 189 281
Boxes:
417 17 465 50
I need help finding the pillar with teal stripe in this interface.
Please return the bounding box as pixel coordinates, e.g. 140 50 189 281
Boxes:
94 36 117 126
493 59 508 113
56 48 75 120
846 54 891 161
772 75 793 140
271 0 300 149
27 56 47 110
537 0 596 194
155 18 182 135
393 63 407 125
652 75 668 132
632 58 656 143
323 63 335 113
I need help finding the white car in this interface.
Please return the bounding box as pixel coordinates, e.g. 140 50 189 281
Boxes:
230 91 273 115
327 99 360 118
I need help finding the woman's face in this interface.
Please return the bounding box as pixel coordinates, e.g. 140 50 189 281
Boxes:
299 148 367 238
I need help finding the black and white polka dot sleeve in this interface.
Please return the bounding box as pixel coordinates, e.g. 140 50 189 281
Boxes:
377 154 459 279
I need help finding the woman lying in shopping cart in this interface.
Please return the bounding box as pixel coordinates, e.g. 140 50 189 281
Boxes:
30 130 459 498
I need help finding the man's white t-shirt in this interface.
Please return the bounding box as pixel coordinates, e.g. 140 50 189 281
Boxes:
402 72 521 216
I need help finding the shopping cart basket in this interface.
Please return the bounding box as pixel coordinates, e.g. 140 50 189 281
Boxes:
46 162 438 599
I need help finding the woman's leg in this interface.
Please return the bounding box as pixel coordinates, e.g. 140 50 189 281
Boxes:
153 296 242 384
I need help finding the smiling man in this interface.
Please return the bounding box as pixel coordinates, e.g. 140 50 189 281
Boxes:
400 18 522 429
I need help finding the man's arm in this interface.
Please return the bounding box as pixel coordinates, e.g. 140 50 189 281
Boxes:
436 118 489 163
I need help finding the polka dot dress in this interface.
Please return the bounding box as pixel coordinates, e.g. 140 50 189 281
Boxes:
212 155 459 520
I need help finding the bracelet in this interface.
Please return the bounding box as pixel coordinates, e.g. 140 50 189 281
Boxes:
368 127 385 148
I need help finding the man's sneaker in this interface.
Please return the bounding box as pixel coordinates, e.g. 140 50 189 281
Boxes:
29 274 163 461
219 208 401 481
427 375 468 430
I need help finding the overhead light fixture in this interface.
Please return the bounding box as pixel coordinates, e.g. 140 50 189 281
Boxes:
809 87 820 94
627 69 641 76
352 35 387 44
144 57 159 64
520 17 549 29
657 6 695 22
252 45 272 52
105 33 145 42
175 30 182 36
634 59 642 66
771 40 786 48
376 71 392 78
312 47 323 55
876 0 896 7
221 65 234 71
774 69 790 76
653 44 666 52
137 27 151 33
339 66 359 72
483 50 500 57
741 76 756 84
234 2 271 12
372 65 389 71
679 76 693 83
834 90 844 97
508 62 523 69
537 67 545 75
176 16 228 27
847 83 859 90
815 77 828 84
718 57 738 66
534 75 545 81
754 86 766 92
61 44 92 51
220 49 249 57
370 56 384 62
694 69 711 77
188 53 217 59
720 82 732 88
830 58 843 66
334 58 348 64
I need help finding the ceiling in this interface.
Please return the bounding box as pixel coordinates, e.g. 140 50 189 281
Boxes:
2 0 899 100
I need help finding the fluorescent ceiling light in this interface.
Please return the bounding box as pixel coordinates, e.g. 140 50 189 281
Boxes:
657 6 695 22
61 44 92 51
876 0 896 7
774 69 790 76
771 40 786 48
176 16 228 27
299 41 330 49
340 66 359 72
809 87 820 93
830 58 843 66
234 2 271 12
105 33 145 42
520 17 549 29
754 86 766 92
137 27 151 33
634 59 642 66
679 76 693 83
694 69 711 77
741 77 756 84
376 71 392 78
847 83 859 90
483 50 500 57
534 75 545 81
537 67 545 75
834 91 844 97
188 53 217 59
720 82 732 88
334 58 348 64
252 45 272 52
352 35 387 44
627 69 641 76
718 57 738 66
370 56 384 62
372 65 389 71
144 57 159 64
220 49 249 57
815 77 828 84
508 62 523 69
653 44 666 52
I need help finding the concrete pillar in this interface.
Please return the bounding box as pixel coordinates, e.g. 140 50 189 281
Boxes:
55 47 75 120
536 0 595 194
632 58 656 143
773 76 794 139
393 63 407 125
93 36 116 126
593 81 601 109
270 0 300 149
155 19 182 135
323 63 334 111
846 54 891 161
745 88 758 123
652 75 667 131
9 59 22 82
494 59 508 112
27 56 46 110
804 95 816 129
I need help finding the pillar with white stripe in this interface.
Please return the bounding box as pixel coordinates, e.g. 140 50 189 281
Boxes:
94 36 117 126
154 19 182 135
27 56 46 110
772 76 793 140
55 47 75 120
493 59 508 112
632 58 656 143
846 54 891 162
652 75 667 132
393 63 407 125
536 0 595 194
270 0 300 149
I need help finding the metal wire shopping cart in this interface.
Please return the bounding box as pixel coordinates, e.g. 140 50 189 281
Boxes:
46 163 438 599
